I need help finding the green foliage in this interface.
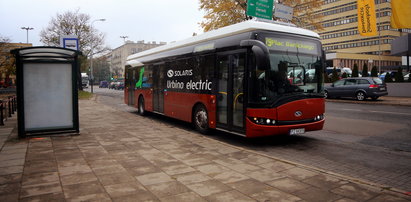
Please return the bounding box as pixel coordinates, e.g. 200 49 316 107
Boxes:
352 64 359 77
199 0 324 32
362 63 369 77
341 72 348 78
371 66 378 77
78 90 93 99
331 67 340 83
395 67 404 82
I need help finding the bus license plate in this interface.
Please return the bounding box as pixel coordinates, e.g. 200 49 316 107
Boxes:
290 128 305 135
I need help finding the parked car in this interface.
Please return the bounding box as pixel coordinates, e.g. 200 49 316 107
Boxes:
115 82 124 90
99 81 108 88
379 71 396 81
108 81 116 89
325 77 388 101
404 73 410 81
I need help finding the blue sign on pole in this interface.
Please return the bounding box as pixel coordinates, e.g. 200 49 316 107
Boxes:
60 35 79 51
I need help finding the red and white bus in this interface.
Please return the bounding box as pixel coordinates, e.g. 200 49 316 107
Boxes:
125 20 325 138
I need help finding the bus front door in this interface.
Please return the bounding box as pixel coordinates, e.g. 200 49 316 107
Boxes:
216 52 245 132
153 64 165 113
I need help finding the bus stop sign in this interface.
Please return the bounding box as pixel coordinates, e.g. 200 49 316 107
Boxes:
247 0 274 20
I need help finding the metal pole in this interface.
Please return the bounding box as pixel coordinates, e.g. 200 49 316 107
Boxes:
120 36 128 44
21 27 34 44
91 51 94 93
0 100 4 126
377 1 381 75
90 19 106 94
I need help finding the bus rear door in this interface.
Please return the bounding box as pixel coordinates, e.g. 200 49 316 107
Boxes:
153 64 165 113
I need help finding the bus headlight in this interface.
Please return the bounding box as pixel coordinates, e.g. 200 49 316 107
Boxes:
314 114 324 121
249 117 277 125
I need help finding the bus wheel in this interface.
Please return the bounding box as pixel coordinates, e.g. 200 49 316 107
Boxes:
138 97 145 115
193 105 209 134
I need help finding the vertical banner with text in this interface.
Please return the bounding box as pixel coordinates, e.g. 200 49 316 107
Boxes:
357 0 377 36
391 0 411 29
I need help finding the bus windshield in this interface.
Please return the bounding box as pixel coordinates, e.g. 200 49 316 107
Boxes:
250 52 323 105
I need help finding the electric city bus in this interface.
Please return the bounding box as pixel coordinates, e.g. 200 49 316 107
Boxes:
125 20 325 138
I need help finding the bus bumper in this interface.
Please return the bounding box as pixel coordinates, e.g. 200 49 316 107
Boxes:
245 119 324 138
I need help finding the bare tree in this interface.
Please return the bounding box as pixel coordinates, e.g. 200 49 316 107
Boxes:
40 9 108 57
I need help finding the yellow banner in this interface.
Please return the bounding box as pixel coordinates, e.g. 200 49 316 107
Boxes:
391 0 411 29
357 0 377 36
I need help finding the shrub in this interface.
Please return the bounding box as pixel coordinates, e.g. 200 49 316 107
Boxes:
385 72 393 82
395 67 404 82
362 63 369 77
371 66 378 77
331 67 340 83
352 64 359 77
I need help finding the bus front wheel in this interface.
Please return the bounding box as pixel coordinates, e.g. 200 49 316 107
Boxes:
138 96 145 115
193 105 209 134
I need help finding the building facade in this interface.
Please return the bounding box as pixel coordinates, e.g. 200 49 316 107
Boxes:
304 0 411 71
0 42 32 86
107 40 166 78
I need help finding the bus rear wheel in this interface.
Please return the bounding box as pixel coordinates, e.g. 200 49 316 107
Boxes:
193 105 209 134
138 96 145 115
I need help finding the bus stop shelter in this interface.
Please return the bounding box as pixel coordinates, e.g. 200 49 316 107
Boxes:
12 47 81 138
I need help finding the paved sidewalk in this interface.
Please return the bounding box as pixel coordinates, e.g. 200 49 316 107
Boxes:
1 99 411 201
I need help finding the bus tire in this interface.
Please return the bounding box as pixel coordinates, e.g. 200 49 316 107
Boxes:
138 96 145 115
193 104 209 134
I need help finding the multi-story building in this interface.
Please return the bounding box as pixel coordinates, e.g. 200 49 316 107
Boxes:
304 0 410 71
107 40 166 78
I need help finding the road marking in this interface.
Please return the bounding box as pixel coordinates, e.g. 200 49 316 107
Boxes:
339 108 411 116
369 110 411 116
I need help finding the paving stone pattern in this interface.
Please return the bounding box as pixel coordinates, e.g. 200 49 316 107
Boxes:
0 100 410 201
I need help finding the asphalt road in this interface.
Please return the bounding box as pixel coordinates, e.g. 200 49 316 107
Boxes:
88 87 411 193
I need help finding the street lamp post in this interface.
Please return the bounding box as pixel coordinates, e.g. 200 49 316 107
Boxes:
90 19 106 94
120 36 128 44
21 27 34 44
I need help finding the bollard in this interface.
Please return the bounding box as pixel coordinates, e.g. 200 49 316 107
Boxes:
0 100 4 126
9 96 14 115
8 98 12 118
13 96 17 112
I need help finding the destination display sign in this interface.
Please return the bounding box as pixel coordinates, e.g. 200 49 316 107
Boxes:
265 37 319 55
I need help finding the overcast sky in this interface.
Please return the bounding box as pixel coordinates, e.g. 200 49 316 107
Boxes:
0 0 204 49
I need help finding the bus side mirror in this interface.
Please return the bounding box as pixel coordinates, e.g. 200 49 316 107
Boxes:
252 46 270 71
240 40 270 70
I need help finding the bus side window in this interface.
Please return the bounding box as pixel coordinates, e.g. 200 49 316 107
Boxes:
143 66 153 88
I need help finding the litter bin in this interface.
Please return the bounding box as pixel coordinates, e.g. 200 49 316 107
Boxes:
12 47 81 138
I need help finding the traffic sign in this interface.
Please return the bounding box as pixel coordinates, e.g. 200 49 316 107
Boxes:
247 0 274 20
274 3 293 21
